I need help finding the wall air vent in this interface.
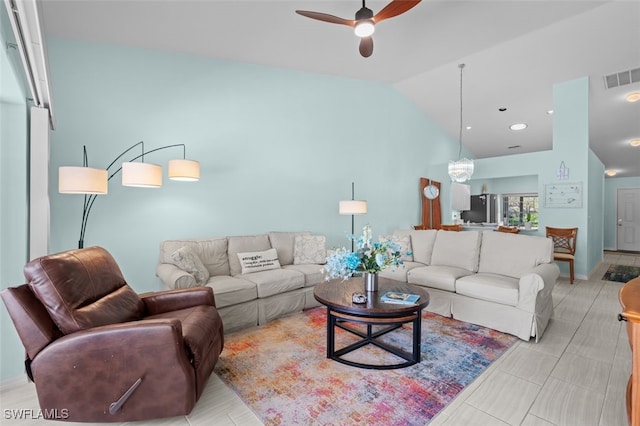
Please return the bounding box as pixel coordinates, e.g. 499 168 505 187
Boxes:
604 67 640 89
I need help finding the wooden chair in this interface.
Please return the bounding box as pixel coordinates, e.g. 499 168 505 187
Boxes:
440 224 462 231
496 225 520 234
546 226 578 284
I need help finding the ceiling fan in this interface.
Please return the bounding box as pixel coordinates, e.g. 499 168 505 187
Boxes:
295 0 421 58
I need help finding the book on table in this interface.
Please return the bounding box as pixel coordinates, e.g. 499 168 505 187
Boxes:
380 291 420 305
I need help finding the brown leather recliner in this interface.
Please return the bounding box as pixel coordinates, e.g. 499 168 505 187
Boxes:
1 246 224 422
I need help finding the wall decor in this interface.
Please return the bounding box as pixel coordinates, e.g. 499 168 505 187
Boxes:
544 182 583 208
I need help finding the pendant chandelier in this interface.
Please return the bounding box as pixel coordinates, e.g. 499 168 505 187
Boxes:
448 63 474 183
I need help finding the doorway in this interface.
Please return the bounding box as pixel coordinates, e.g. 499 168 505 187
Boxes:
617 188 640 252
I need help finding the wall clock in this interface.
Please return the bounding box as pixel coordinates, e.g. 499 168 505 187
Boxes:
423 184 440 200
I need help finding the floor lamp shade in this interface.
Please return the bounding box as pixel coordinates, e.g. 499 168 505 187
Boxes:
168 159 200 181
339 200 368 215
58 166 108 194
121 162 162 188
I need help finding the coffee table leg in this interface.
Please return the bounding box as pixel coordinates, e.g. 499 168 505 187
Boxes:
413 309 422 363
326 308 334 359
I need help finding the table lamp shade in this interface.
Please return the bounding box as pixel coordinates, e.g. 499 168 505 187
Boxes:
59 166 108 194
339 200 368 215
168 159 200 181
121 162 162 188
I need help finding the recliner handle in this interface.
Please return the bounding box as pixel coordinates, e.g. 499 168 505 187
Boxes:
109 378 142 415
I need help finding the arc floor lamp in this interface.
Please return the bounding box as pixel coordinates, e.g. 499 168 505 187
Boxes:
59 141 200 248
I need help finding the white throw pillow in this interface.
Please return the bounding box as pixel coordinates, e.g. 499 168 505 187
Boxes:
237 248 281 274
380 234 413 262
170 246 210 285
293 235 327 264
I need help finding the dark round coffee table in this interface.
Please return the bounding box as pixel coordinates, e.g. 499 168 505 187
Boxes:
314 276 430 369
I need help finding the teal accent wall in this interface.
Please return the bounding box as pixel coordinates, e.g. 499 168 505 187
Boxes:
604 177 640 250
46 37 458 292
0 8 31 382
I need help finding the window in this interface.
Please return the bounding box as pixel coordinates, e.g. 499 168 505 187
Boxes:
502 194 539 227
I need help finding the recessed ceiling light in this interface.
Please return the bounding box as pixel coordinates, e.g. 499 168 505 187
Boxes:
509 123 527 131
631 138 640 147
546 110 554 115
605 169 618 177
626 92 640 103
466 126 472 130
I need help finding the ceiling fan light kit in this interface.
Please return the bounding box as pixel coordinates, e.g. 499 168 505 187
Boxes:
296 0 421 58
354 21 375 37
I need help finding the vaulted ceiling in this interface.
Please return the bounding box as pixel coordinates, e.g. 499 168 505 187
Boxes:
40 0 640 177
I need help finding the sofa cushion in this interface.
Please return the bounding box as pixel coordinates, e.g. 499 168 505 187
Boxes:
430 230 482 272
283 264 325 287
393 230 437 264
379 262 420 282
407 265 474 292
478 231 554 278
380 234 413 261
160 238 229 277
456 273 519 306
205 275 257 308
269 231 311 266
293 235 327 264
228 234 272 276
24 247 144 335
238 269 305 298
237 248 281 274
170 246 210 285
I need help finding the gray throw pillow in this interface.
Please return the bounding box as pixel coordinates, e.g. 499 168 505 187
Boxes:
293 235 327 264
170 246 210 285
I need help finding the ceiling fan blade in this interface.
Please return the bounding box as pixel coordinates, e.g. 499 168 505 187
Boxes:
359 36 374 58
373 0 421 23
295 10 356 27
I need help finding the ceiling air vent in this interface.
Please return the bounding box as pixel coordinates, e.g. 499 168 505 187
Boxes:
604 67 640 89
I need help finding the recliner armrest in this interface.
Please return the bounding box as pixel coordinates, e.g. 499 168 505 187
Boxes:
141 287 215 315
1 285 62 361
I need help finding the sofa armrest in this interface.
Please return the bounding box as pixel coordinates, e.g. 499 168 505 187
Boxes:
156 263 196 289
141 287 216 315
517 263 560 312
30 319 196 422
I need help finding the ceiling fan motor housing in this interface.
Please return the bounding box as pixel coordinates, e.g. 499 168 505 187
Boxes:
355 7 374 20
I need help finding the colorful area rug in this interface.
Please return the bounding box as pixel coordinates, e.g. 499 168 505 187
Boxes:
602 264 640 283
215 306 517 425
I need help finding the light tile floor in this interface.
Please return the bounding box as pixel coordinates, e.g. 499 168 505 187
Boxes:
1 251 638 425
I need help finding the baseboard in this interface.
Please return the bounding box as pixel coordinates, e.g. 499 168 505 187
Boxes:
0 375 29 392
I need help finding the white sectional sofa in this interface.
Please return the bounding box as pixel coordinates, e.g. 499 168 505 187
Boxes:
156 232 325 333
380 229 560 341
